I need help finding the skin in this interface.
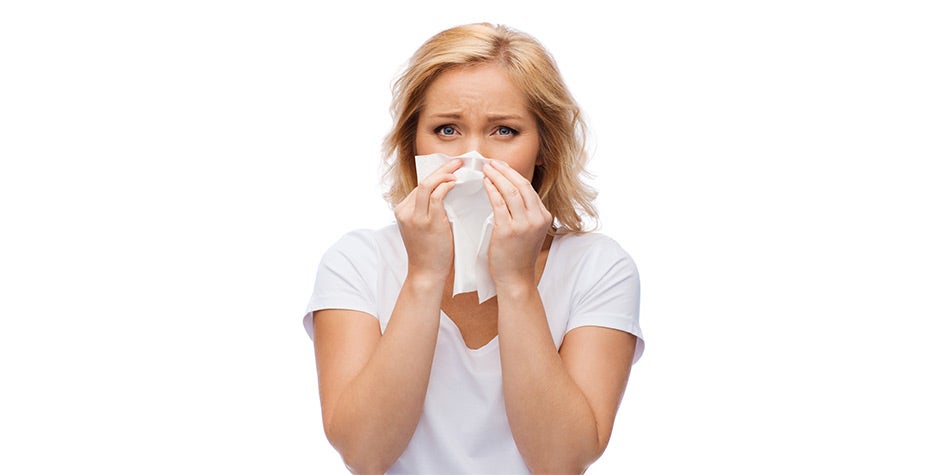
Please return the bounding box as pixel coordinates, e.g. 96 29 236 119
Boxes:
312 63 637 474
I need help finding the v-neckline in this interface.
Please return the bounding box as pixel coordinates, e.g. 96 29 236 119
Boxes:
439 234 558 350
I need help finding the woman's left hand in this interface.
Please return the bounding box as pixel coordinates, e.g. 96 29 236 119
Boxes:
482 160 553 288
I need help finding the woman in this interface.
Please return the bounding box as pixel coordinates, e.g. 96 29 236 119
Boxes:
304 23 644 474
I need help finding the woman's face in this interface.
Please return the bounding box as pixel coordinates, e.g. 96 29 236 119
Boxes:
415 63 541 182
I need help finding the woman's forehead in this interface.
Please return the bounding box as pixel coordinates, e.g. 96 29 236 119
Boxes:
420 64 529 116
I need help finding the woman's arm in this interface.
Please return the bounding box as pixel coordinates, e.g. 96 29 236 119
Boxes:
496 288 636 473
312 159 461 474
483 160 637 473
312 280 441 473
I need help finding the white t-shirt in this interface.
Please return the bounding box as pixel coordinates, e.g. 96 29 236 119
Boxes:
304 224 644 474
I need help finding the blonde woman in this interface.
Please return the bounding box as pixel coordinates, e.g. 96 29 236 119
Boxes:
304 23 644 474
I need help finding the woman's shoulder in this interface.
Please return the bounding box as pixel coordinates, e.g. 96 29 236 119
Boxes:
550 230 639 280
328 223 400 250
322 223 404 264
553 230 633 260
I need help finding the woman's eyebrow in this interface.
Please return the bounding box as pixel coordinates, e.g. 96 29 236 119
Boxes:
428 112 463 120
487 114 526 122
424 112 526 122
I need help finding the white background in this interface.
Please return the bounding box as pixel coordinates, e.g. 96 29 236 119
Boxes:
2 1 948 473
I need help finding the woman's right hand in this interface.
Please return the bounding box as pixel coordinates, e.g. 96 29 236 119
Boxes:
394 158 462 282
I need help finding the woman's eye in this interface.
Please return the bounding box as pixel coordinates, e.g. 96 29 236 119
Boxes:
496 126 518 136
435 125 457 136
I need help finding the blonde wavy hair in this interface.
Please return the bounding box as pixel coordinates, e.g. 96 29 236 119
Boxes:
382 23 597 233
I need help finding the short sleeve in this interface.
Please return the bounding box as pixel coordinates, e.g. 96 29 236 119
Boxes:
566 236 644 364
302 230 380 340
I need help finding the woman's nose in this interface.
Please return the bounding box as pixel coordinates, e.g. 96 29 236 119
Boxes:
462 137 493 158
461 137 481 156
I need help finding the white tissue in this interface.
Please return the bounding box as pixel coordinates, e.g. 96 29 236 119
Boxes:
415 151 496 303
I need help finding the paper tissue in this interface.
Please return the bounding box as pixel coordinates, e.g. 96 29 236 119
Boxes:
414 151 496 303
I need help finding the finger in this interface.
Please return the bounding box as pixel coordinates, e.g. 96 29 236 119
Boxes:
434 157 464 174
400 187 418 210
428 180 456 220
415 175 455 216
483 176 512 223
419 158 464 191
490 159 541 207
483 160 527 220
418 163 461 191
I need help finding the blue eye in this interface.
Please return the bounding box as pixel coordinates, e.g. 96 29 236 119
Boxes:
436 125 456 136
496 126 517 136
